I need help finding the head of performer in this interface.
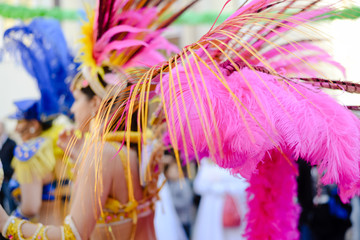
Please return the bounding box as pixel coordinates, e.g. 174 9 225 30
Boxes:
70 66 129 134
10 100 53 142
4 18 77 142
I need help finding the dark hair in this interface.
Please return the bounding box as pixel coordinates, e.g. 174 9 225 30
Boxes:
80 85 97 100
79 68 141 149
39 120 53 131
80 70 108 100
164 148 176 159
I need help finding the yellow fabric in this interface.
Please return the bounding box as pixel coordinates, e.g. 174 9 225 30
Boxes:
43 125 73 181
11 188 21 202
103 198 125 213
98 197 156 225
63 219 77 240
12 125 72 184
12 137 55 184
63 225 77 240
3 216 23 239
2 216 44 240
44 125 64 163
34 225 47 240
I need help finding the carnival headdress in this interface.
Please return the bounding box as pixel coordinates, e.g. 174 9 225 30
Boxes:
4 18 77 121
111 1 360 238
75 0 198 99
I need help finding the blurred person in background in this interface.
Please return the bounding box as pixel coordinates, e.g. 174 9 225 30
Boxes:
3 18 76 225
163 150 194 239
0 121 16 214
192 158 248 240
297 159 352 240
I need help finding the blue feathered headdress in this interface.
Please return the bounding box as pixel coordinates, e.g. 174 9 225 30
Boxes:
3 18 78 121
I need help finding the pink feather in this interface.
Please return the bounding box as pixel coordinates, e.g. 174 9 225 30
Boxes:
95 40 148 64
262 42 345 73
158 59 360 201
245 150 300 240
94 25 150 51
88 1 192 70
124 35 179 69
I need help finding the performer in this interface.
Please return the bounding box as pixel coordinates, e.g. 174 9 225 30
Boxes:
3 18 76 225
56 1 196 239
1 0 360 240
1 1 197 239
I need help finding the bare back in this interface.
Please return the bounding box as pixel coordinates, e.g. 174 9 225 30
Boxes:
89 143 156 240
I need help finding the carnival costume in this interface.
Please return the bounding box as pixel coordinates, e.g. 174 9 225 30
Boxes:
1 0 197 239
3 18 76 221
113 1 360 240
2 0 360 239
71 1 197 239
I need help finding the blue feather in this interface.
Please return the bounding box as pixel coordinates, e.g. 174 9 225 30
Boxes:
3 18 78 121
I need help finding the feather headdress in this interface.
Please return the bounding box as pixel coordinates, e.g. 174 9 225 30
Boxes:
119 0 360 198
4 18 77 121
95 1 360 238
71 0 199 229
74 0 198 98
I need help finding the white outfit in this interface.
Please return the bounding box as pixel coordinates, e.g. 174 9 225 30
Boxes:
155 174 188 240
192 158 249 240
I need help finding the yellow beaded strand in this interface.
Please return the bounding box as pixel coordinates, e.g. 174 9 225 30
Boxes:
62 223 77 240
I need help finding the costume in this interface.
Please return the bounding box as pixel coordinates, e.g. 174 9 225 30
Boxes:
4 19 75 120
3 0 360 239
5 1 198 239
71 1 199 239
9 125 67 205
3 18 76 222
115 1 360 239
2 0 196 239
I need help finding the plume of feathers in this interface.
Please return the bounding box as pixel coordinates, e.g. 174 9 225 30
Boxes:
122 0 360 201
245 150 300 240
3 18 77 119
97 1 360 238
78 0 198 78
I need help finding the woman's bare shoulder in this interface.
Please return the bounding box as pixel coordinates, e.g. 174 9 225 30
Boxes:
78 141 138 175
102 142 138 165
